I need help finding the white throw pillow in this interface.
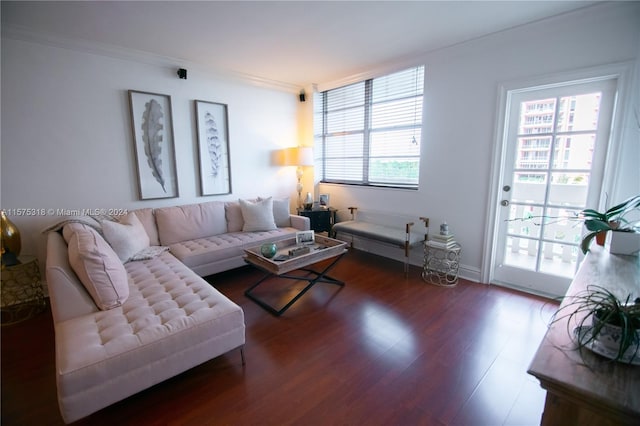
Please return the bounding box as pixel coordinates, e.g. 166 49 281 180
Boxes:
102 212 150 262
258 197 290 228
67 227 129 310
239 197 277 232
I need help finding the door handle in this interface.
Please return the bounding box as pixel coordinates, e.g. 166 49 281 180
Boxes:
501 200 509 207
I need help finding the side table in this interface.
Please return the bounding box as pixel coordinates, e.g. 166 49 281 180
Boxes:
1 255 46 325
422 242 461 286
297 207 336 234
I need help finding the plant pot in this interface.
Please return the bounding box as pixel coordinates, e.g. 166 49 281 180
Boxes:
609 230 640 255
588 312 640 362
595 230 607 246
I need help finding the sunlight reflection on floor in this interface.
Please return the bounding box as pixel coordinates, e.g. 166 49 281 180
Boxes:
360 303 417 361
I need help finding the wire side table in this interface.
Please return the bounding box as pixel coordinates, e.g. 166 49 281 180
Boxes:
422 242 461 287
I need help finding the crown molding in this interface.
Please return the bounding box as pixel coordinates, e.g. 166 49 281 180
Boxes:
1 24 301 94
315 56 426 93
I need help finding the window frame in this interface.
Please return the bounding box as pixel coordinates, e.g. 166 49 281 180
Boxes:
314 66 425 190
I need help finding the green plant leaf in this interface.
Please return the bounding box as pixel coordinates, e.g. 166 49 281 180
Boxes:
606 194 640 217
581 209 606 220
580 231 599 254
584 219 612 232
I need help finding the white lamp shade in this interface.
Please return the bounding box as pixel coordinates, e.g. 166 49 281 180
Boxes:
281 146 314 167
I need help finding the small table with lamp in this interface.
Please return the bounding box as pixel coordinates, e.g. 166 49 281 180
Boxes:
297 207 337 234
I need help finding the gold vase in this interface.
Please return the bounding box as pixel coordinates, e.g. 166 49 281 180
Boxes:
1 210 21 266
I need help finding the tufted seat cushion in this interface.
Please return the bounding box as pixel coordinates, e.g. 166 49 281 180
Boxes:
54 251 245 423
332 220 424 246
170 228 298 271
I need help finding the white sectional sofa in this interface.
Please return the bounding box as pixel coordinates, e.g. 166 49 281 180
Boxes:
45 197 309 423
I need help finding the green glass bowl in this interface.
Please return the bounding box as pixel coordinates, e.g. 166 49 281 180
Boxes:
260 242 277 258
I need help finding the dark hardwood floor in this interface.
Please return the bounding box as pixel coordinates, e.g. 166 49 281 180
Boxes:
1 250 558 425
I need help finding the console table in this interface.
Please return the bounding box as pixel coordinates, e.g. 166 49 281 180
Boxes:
528 247 640 425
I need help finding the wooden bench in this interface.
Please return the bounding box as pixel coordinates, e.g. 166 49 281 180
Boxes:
331 207 429 275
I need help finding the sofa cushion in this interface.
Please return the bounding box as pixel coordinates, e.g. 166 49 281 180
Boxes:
272 197 291 228
258 196 290 228
54 251 245 423
224 201 244 233
131 208 160 246
62 222 94 243
155 201 227 246
102 213 151 262
239 197 277 232
169 228 296 270
332 220 424 246
67 226 129 310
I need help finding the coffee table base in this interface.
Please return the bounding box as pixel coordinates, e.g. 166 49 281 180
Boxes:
245 254 345 316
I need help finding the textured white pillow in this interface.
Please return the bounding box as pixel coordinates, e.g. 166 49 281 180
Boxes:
102 212 150 262
258 197 290 228
272 197 291 227
67 227 129 310
239 197 277 232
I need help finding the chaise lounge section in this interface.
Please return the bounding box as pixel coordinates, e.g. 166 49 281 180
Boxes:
45 197 309 423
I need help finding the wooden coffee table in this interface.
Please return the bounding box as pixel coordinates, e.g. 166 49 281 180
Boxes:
244 235 347 316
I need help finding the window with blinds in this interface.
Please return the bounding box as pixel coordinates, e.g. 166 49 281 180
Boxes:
313 65 424 189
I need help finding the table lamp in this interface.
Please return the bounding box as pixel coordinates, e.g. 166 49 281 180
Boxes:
281 146 314 208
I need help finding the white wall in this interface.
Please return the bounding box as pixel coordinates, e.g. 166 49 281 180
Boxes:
318 2 640 281
1 37 300 266
2 2 638 286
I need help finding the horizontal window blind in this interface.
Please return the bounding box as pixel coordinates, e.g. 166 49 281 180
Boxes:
314 66 424 188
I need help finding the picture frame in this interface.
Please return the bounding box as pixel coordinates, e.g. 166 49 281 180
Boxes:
296 230 315 245
128 90 178 200
195 100 232 196
319 193 330 207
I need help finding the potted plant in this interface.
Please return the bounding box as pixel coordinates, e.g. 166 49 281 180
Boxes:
553 285 640 363
580 194 640 254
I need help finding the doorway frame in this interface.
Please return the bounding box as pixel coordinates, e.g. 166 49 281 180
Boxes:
482 62 634 297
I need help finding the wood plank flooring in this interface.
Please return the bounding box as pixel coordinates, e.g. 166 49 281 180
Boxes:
1 250 558 425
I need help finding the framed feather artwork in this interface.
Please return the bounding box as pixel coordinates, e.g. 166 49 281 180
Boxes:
195 100 232 196
128 90 179 200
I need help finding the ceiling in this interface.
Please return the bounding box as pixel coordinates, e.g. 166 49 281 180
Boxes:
2 1 602 89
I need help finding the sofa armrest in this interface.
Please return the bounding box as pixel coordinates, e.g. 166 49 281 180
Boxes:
46 231 99 323
290 214 310 231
